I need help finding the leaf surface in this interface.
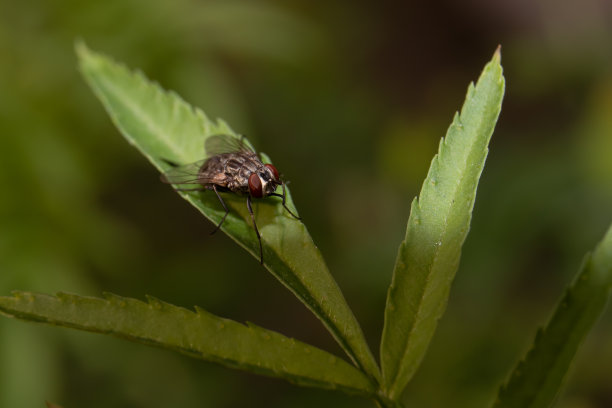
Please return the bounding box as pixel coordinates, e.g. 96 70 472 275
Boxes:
380 48 505 399
76 43 380 383
493 224 612 408
0 291 375 394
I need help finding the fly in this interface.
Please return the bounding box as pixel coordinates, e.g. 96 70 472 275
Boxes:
160 134 301 264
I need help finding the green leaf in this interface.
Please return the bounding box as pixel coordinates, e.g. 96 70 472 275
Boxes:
380 48 505 399
76 42 380 384
0 291 375 394
493 223 612 408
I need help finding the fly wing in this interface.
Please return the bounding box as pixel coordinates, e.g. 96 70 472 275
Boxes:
160 159 212 186
204 134 255 157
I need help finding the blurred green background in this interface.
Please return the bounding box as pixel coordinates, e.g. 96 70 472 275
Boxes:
1 0 611 407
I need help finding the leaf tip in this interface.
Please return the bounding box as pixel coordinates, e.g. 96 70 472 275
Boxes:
488 46 505 84
494 44 502 62
74 38 87 56
74 39 96 69
75 40 107 77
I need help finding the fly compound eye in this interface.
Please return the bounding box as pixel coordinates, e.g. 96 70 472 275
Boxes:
265 164 280 181
248 173 263 198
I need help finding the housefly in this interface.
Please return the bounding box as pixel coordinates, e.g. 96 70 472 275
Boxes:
160 134 300 264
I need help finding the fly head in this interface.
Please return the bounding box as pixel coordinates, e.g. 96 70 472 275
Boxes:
247 164 282 198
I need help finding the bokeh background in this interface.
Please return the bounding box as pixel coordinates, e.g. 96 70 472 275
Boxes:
1 0 612 407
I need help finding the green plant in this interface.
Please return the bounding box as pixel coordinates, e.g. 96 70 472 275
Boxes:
1 43 611 408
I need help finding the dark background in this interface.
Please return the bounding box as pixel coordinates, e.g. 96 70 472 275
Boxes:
1 0 611 407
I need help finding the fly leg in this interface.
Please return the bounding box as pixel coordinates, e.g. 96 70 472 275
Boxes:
270 183 301 220
246 195 264 265
211 185 230 235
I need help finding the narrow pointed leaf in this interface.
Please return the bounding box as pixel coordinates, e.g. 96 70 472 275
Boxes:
380 49 505 399
493 223 612 408
76 43 380 383
0 291 375 394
